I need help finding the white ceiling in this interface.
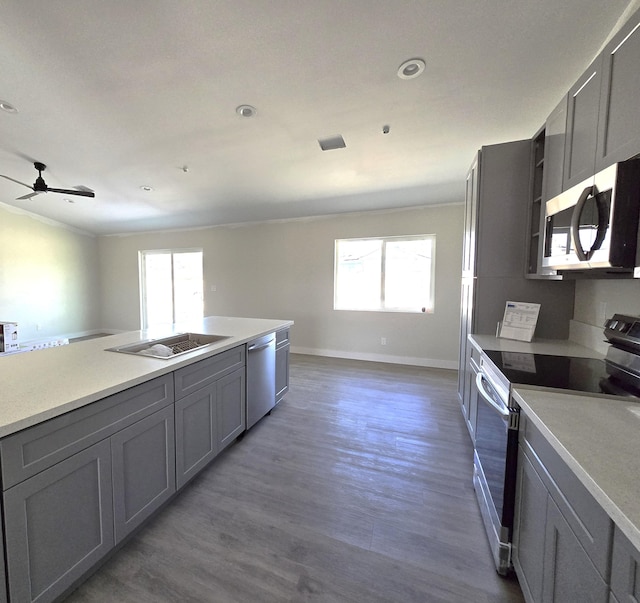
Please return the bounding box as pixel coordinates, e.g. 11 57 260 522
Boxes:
0 0 635 235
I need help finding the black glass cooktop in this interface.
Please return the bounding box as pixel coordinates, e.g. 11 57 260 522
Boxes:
483 350 638 398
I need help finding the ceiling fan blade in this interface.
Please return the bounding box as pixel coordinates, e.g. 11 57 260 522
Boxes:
0 174 33 189
16 191 41 200
46 187 95 198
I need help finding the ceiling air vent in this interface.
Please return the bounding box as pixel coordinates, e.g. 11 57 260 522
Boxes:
318 135 346 151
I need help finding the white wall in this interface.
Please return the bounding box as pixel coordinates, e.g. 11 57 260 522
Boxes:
0 203 100 342
99 204 465 368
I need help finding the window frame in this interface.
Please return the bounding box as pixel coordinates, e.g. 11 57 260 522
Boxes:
139 248 204 330
333 234 436 314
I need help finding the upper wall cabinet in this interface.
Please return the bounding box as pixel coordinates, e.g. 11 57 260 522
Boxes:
563 7 640 191
526 97 568 278
595 11 640 170
541 97 568 203
563 55 603 190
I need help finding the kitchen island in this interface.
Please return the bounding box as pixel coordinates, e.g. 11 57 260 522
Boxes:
0 316 292 603
0 316 292 437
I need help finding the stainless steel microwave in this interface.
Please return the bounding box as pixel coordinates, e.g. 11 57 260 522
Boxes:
542 158 640 273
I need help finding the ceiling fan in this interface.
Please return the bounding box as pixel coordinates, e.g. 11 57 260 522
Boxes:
0 162 95 200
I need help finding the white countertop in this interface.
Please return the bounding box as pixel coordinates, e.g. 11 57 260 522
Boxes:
469 334 604 359
513 386 640 552
0 316 292 438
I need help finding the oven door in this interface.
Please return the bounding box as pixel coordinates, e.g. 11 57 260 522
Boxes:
473 370 519 575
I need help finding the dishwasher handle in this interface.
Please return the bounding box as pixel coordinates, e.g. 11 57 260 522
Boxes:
476 371 509 419
248 338 275 352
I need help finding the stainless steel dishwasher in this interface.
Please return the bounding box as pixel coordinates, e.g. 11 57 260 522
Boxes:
246 333 276 430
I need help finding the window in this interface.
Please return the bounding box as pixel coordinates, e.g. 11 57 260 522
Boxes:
334 235 435 313
139 249 204 329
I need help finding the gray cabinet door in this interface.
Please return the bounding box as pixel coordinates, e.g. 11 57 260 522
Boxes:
542 497 608 603
457 278 474 407
111 405 176 543
4 439 114 603
0 521 6 603
275 343 290 403
462 152 480 278
175 384 218 489
563 56 602 190
513 449 548 603
542 96 567 203
610 525 640 602
217 367 246 451
596 9 640 171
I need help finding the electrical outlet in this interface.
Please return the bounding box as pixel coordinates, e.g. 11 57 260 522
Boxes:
381 337 387 345
210 285 217 292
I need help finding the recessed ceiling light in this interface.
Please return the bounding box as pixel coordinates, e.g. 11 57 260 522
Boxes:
140 185 154 192
0 100 18 114
397 58 426 80
236 104 257 118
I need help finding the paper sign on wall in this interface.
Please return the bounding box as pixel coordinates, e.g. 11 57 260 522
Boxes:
498 301 540 342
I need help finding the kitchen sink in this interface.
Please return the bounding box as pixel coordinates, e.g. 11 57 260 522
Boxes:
106 333 230 358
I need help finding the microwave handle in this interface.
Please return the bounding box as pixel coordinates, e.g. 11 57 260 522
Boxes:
570 184 609 261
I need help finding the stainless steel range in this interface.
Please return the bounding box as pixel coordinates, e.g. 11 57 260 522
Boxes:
473 314 640 575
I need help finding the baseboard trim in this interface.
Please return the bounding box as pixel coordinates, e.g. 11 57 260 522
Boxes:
290 346 458 370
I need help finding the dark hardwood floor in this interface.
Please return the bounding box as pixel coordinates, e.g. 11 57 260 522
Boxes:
65 354 524 603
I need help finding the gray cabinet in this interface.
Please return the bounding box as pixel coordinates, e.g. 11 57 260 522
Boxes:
610 526 640 602
543 496 608 602
525 98 567 279
513 450 548 603
175 383 218 488
457 142 575 418
0 373 174 489
275 328 290 404
1 374 174 602
111 405 176 543
217 368 246 450
0 522 6 603
563 55 602 190
175 348 246 489
596 8 640 171
513 414 613 603
4 439 114 603
541 97 567 204
559 7 640 192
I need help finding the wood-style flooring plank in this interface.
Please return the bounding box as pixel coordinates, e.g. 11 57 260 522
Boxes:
64 354 524 603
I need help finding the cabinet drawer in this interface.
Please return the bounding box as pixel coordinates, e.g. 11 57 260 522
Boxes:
0 374 174 489
520 417 613 579
174 345 245 399
276 329 290 348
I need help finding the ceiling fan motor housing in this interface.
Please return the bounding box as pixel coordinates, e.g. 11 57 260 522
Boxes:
33 176 48 192
33 162 48 192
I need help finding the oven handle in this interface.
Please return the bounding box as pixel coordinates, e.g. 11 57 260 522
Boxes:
476 371 509 418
